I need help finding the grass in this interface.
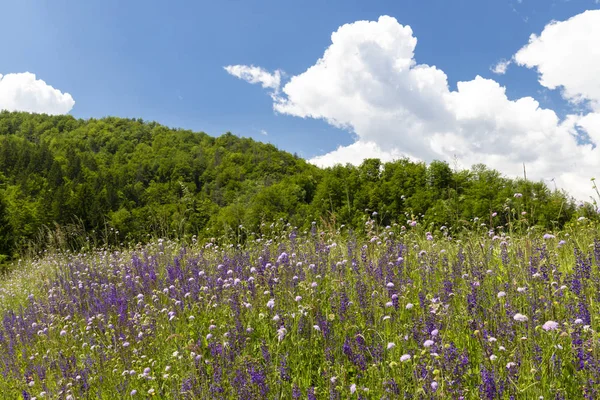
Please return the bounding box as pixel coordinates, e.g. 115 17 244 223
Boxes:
0 218 599 399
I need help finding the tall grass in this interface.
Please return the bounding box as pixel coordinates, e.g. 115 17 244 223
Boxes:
0 218 599 399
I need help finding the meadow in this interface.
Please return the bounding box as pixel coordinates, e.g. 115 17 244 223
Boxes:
1 216 600 399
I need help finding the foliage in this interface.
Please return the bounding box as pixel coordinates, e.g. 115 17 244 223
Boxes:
0 111 592 260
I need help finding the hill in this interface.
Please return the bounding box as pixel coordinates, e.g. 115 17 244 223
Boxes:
0 111 591 259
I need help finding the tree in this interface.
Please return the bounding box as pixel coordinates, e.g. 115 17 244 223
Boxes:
0 190 13 258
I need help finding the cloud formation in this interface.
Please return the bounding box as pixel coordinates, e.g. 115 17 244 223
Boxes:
0 72 75 115
491 59 511 75
224 65 282 96
226 12 600 201
514 10 600 111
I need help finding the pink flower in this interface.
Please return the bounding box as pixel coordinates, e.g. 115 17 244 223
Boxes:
542 320 559 331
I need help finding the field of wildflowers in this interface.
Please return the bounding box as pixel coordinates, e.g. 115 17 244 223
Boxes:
1 217 600 399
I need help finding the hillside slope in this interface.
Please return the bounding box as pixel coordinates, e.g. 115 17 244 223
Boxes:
0 111 588 258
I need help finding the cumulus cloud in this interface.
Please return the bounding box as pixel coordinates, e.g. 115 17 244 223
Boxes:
310 141 411 167
514 10 600 110
0 72 75 115
491 59 511 75
224 65 282 95
226 13 600 201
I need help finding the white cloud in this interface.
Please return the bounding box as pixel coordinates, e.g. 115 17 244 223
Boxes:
514 10 600 110
310 141 411 167
0 72 75 115
224 65 282 95
491 59 511 75
260 129 268 136
227 13 600 201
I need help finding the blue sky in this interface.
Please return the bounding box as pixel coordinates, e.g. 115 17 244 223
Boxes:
0 0 593 153
1 0 600 199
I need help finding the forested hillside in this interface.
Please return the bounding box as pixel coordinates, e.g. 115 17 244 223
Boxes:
0 111 592 259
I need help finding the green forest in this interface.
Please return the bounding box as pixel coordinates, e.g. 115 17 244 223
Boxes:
0 111 596 260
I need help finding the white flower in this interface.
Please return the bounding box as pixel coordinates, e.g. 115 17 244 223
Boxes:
277 327 287 342
405 303 414 310
400 354 411 362
387 342 395 350
423 340 434 348
513 313 528 322
350 384 356 394
266 299 275 309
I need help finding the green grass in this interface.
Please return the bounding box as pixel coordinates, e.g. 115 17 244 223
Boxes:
0 218 599 399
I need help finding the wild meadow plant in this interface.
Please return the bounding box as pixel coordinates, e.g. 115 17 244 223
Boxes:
0 217 599 399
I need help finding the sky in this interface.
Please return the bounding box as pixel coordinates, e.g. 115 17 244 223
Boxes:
1 0 600 201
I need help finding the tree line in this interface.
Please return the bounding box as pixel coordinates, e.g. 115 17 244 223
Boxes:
0 111 595 260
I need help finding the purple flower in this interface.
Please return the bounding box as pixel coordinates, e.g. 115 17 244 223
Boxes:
542 320 559 331
292 384 301 399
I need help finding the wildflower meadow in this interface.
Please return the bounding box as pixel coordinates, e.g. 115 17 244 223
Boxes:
1 217 600 399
